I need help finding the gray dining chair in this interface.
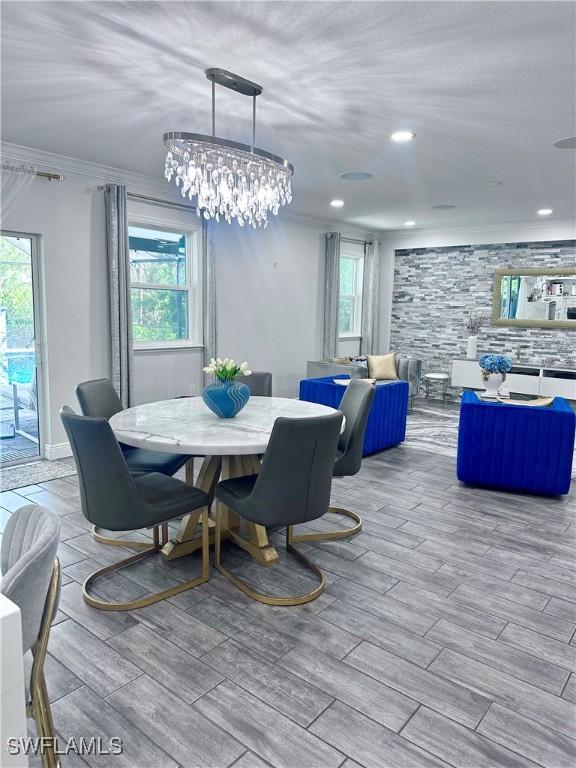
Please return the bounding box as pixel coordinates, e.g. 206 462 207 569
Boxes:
60 406 210 611
76 378 191 550
76 378 189 475
0 504 61 768
235 370 272 397
291 380 375 544
214 412 343 606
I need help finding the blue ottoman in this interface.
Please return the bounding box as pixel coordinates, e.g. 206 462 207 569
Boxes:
457 391 575 495
299 375 408 455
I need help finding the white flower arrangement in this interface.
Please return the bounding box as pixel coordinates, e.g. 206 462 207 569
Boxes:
203 358 252 383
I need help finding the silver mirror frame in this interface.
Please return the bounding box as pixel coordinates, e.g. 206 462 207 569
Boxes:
492 267 576 329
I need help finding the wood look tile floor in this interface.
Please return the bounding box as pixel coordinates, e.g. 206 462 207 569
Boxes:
3 435 576 768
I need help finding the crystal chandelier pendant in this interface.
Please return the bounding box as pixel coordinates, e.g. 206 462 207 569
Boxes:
164 69 294 228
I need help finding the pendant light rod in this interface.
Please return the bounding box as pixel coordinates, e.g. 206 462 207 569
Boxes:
205 68 262 151
211 78 216 137
252 94 256 152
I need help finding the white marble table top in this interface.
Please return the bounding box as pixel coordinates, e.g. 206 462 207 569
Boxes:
110 396 339 455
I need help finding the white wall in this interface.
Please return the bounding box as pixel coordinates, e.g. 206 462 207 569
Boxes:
378 219 576 352
3 171 110 453
212 216 371 397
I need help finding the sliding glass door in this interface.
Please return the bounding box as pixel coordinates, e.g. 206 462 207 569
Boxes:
0 232 42 466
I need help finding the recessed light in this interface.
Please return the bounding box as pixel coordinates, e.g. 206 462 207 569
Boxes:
537 208 553 216
404 220 416 227
391 131 415 143
330 199 344 208
553 137 576 149
481 180 503 187
340 171 374 181
429 204 456 210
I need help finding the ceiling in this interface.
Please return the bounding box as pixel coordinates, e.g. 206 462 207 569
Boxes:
1 0 575 231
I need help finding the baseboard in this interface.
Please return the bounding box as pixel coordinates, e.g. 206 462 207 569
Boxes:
44 441 72 461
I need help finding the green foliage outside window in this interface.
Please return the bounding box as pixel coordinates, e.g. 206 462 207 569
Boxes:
129 227 190 343
0 237 34 349
338 256 357 334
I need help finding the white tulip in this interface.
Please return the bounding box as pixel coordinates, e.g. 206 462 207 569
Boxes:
240 361 249 371
243 369 252 376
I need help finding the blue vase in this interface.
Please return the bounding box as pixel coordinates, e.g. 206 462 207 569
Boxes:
202 380 251 418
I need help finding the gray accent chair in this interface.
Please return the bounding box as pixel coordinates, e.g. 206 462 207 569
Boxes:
214 412 343 606
76 378 189 476
307 360 367 380
292 380 376 544
396 356 422 408
60 406 210 611
0 504 61 768
307 355 421 408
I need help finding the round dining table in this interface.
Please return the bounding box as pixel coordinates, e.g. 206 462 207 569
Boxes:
110 395 338 565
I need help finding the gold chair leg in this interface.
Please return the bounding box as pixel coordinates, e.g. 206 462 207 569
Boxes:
29 561 61 768
32 672 59 768
214 516 325 606
289 506 362 543
83 512 210 612
92 524 151 550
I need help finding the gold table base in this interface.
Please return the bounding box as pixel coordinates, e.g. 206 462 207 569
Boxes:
160 454 279 566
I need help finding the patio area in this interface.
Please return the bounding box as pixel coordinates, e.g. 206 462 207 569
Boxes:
0 388 39 465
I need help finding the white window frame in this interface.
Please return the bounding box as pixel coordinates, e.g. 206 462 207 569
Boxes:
129 219 202 351
338 247 365 339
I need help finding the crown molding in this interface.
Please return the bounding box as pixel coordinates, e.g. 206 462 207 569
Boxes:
0 141 191 203
1 141 379 238
5 142 567 243
277 207 378 239
380 218 576 242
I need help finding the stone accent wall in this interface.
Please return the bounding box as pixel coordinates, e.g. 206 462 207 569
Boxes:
390 240 576 376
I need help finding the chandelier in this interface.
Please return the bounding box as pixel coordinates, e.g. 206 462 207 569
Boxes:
164 69 293 228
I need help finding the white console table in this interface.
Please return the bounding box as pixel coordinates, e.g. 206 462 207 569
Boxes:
452 359 576 400
0 595 28 767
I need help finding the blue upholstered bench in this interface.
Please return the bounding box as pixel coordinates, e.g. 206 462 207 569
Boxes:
457 391 575 495
299 375 408 455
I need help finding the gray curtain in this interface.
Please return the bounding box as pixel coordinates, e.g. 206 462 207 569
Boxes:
360 239 380 354
104 184 134 408
202 219 217 378
323 232 341 360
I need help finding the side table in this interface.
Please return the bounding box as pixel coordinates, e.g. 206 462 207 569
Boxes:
424 372 450 403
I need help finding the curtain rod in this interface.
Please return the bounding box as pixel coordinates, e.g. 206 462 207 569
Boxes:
1 162 64 181
36 170 64 181
127 191 197 213
96 187 197 213
341 236 373 246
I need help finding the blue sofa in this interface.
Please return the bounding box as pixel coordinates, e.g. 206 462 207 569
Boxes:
299 375 408 455
457 391 575 495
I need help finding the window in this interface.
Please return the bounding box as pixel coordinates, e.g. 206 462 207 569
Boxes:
128 224 201 348
338 244 364 336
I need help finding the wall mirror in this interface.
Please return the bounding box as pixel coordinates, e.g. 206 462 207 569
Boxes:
492 267 576 328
